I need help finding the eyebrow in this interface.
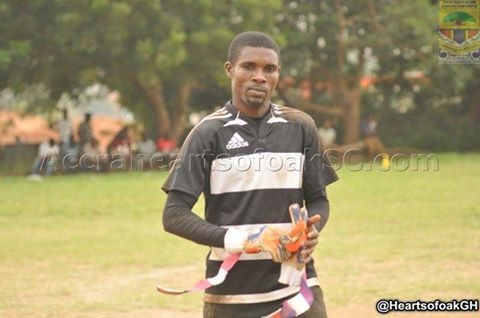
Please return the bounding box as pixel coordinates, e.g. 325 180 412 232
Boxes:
239 61 279 68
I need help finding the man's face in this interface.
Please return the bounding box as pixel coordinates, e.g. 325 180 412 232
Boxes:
225 46 280 110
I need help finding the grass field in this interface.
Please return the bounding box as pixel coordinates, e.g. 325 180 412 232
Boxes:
1 153 479 317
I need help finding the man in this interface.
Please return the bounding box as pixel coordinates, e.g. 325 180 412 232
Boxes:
162 31 338 318
318 118 337 148
361 113 386 160
78 112 92 156
31 138 59 177
57 109 72 169
58 109 72 151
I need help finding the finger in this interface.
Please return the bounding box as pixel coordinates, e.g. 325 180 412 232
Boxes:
278 246 288 261
300 244 316 253
283 249 292 261
297 250 312 264
301 245 315 254
272 250 280 263
300 255 312 265
302 235 319 245
307 230 319 239
307 215 321 227
289 203 301 220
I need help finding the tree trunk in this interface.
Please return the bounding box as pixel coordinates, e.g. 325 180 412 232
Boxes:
171 81 193 144
133 77 170 139
133 76 194 144
340 89 362 144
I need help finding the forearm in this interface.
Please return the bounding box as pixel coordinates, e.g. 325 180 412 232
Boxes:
305 189 330 232
163 190 227 247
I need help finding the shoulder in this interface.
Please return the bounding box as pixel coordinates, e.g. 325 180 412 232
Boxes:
183 107 234 144
272 103 317 129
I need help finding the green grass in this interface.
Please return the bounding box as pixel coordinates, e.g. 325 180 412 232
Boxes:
0 154 479 317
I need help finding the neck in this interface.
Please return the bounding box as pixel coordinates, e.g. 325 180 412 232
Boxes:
232 97 270 118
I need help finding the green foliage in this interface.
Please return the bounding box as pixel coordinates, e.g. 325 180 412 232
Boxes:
1 1 479 148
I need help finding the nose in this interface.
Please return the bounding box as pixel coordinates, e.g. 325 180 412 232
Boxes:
252 69 267 83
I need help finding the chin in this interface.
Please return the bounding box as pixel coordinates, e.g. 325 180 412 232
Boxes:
246 98 267 109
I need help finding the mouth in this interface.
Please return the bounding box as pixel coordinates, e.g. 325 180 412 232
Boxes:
247 87 268 95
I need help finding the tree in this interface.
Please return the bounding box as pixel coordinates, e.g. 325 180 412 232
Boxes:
275 0 442 144
3 0 477 148
1 0 283 143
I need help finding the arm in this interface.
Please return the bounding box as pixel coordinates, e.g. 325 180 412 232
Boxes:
163 190 295 261
163 190 227 247
305 188 330 233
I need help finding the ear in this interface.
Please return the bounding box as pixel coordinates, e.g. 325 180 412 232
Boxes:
224 61 233 78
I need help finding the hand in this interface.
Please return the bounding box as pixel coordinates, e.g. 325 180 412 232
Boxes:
297 215 320 265
244 226 293 263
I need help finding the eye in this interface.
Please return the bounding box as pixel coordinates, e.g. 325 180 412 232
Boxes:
242 63 256 71
265 65 277 73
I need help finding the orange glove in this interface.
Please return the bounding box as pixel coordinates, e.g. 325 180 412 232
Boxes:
280 204 308 252
243 204 321 263
278 204 322 286
244 226 293 263
280 204 322 263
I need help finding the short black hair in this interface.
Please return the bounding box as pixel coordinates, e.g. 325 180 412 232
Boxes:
227 31 280 64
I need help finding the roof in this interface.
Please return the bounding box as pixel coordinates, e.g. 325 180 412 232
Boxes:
0 110 125 153
0 111 59 145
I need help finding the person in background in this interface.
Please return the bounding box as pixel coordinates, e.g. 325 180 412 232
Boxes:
78 113 92 156
57 109 72 156
31 138 59 177
361 113 386 160
317 118 337 148
62 135 79 173
108 127 131 171
82 138 106 171
137 132 157 170
156 132 176 153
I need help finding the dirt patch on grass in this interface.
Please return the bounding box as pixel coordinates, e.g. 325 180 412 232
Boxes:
80 264 202 303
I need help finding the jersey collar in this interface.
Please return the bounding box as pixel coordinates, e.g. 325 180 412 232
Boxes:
224 101 287 127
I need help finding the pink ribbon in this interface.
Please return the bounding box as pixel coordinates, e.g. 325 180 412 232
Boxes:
156 252 241 295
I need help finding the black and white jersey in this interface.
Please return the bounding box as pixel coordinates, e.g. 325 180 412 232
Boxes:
162 101 338 304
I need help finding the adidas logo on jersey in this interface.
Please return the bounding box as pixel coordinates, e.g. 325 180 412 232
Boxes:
226 132 249 149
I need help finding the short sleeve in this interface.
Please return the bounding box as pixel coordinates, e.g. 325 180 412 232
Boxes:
302 118 339 199
162 128 211 198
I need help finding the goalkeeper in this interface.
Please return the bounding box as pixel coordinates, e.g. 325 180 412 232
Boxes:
162 31 338 318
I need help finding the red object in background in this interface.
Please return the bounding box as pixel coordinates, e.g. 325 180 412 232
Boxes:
157 138 175 152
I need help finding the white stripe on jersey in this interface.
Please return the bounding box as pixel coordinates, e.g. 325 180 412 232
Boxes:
267 116 288 124
203 278 320 304
210 152 304 195
224 117 248 127
199 113 232 124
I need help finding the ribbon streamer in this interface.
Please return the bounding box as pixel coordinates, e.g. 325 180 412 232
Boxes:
156 252 241 295
263 274 314 318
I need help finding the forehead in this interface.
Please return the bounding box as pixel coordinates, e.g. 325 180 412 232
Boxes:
235 46 279 66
